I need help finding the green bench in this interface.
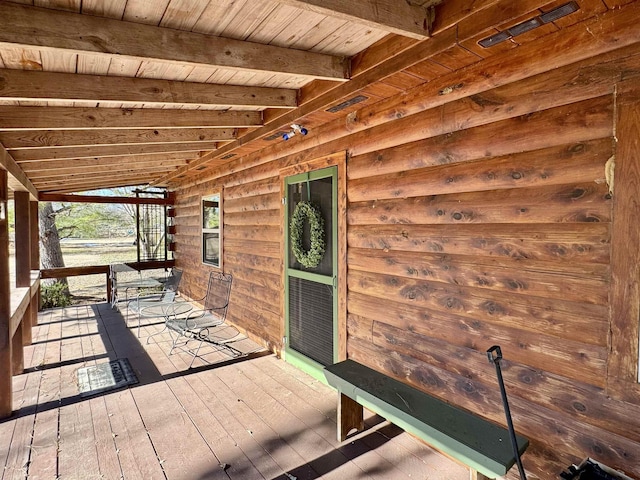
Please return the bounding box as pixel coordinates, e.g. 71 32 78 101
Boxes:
324 359 529 480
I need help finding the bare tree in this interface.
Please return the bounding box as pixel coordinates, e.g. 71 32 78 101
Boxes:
39 201 69 289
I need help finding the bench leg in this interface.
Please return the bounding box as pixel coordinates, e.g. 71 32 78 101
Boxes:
470 471 491 480
337 393 364 442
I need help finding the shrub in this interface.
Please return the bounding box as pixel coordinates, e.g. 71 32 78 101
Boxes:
41 282 72 308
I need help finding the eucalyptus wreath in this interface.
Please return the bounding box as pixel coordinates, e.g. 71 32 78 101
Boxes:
290 201 325 268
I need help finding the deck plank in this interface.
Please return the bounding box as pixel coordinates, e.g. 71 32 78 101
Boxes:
1 303 471 480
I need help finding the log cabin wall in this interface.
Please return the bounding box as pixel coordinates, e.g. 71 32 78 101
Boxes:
172 8 640 480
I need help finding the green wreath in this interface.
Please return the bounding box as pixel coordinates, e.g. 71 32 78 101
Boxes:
290 201 326 268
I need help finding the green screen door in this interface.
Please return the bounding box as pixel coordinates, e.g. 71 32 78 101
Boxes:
284 166 337 379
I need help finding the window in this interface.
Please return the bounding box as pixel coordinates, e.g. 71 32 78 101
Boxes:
202 193 222 267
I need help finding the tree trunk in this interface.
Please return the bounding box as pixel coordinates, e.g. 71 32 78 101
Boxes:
39 202 67 288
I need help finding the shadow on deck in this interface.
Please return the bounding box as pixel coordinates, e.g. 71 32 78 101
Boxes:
0 302 469 480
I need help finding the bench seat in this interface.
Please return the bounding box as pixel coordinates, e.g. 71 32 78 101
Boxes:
324 359 528 480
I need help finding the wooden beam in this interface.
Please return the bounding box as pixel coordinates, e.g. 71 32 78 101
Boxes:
0 141 38 198
0 69 298 108
278 0 430 39
0 129 236 150
29 200 39 271
14 191 31 288
0 169 11 418
26 165 182 179
38 193 173 205
0 106 262 131
33 178 173 195
37 178 153 194
21 157 190 173
0 1 348 81
12 142 216 162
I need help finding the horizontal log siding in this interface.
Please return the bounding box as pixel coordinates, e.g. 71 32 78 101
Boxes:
345 91 630 476
174 175 282 350
172 43 640 478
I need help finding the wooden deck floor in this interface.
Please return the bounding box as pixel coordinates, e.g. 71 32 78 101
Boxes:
1 302 469 480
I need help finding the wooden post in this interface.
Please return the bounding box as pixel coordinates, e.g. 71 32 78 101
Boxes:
30 200 39 269
0 169 12 418
12 322 23 375
470 471 491 480
30 200 40 320
14 191 31 288
14 191 32 348
337 393 364 442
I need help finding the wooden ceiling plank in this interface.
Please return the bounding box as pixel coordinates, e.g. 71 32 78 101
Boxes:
34 178 172 194
0 128 236 149
21 160 187 175
33 170 173 187
26 162 184 178
0 106 262 130
0 1 348 80
11 143 206 164
22 157 189 173
277 0 431 39
38 179 148 194
19 152 195 168
0 69 297 108
11 141 215 161
0 141 37 197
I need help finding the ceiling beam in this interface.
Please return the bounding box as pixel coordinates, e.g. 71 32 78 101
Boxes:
0 1 348 81
278 0 431 39
0 69 297 109
0 129 236 149
26 163 184 178
33 171 174 189
20 155 193 172
39 193 173 205
0 106 262 131
12 142 215 162
0 142 37 198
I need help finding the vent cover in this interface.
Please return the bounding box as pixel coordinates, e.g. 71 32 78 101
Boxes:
264 131 288 141
326 95 368 113
479 1 579 48
220 153 236 159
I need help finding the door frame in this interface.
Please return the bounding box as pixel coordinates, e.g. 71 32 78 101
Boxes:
279 152 347 380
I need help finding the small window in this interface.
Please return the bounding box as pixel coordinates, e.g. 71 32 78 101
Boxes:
202 193 222 267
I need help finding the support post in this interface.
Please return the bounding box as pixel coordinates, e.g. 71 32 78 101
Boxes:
14 191 32 348
12 322 23 375
0 169 12 418
337 392 364 442
470 471 491 480
14 191 31 288
30 200 39 269
30 200 40 320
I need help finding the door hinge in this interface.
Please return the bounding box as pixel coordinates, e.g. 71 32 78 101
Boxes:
282 197 286 205
282 336 287 345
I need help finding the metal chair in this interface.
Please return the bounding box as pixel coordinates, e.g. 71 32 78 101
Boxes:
166 271 236 368
128 267 183 337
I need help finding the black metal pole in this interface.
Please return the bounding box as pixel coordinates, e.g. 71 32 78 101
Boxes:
487 345 527 480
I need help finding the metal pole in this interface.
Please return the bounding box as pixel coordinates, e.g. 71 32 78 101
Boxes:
487 345 527 480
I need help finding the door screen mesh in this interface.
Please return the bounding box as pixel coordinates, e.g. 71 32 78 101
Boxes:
288 276 334 366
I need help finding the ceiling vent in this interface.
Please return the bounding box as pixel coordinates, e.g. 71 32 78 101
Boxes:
478 1 579 48
264 131 288 141
220 153 236 159
326 95 368 113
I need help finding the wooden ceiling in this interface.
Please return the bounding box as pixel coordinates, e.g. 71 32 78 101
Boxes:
0 0 621 196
